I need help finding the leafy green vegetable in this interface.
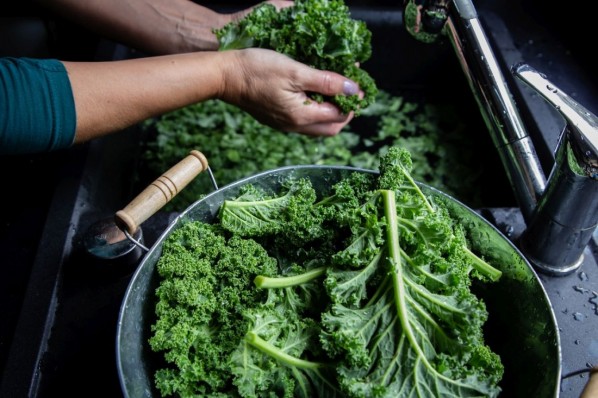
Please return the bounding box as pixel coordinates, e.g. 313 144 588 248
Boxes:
320 148 503 397
140 90 483 212
149 147 503 397
148 222 279 396
214 0 378 114
139 98 361 211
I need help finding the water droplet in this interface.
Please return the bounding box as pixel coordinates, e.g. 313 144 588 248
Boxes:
579 271 589 281
504 225 514 237
588 362 594 368
544 84 558 93
589 291 598 315
575 339 581 345
573 312 587 321
574 285 590 294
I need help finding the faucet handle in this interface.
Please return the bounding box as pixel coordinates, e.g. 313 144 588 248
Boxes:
512 63 598 176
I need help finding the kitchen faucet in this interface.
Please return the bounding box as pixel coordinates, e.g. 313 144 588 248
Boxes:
404 0 598 275
511 64 598 276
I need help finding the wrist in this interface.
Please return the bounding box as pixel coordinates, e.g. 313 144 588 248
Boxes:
173 7 229 52
216 50 245 104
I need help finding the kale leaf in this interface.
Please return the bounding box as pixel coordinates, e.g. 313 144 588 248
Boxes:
320 147 503 397
214 0 378 114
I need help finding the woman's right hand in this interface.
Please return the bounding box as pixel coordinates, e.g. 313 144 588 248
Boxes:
218 48 362 137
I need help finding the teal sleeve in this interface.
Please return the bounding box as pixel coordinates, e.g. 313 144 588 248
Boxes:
0 57 77 155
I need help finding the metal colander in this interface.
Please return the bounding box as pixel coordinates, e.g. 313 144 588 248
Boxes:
116 165 561 398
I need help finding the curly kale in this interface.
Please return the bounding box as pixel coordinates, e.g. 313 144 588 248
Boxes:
140 90 484 213
219 178 320 240
149 222 279 396
214 0 378 114
149 147 504 397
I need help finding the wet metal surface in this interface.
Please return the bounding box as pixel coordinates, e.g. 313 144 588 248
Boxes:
485 207 598 397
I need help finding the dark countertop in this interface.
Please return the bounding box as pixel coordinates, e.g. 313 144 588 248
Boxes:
542 251 598 396
483 208 598 397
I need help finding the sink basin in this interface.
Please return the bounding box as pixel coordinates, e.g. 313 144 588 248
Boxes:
2 1 597 397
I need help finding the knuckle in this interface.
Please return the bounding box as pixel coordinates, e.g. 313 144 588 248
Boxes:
321 72 335 94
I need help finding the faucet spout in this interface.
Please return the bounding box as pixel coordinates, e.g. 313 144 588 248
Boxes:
512 63 598 275
513 63 598 176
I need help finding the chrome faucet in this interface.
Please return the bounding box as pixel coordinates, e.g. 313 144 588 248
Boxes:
512 64 598 276
404 0 598 275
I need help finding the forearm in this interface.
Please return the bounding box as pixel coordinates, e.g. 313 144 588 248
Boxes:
2 47 356 155
37 0 228 54
63 51 233 143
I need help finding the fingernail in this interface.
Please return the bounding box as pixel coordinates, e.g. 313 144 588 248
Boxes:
343 80 359 95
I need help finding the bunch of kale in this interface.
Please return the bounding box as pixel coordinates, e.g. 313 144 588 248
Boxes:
149 147 504 397
214 0 378 114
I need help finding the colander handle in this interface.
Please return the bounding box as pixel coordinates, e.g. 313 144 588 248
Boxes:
115 150 208 234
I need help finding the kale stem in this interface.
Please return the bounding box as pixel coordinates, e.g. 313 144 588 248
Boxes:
245 332 327 370
403 173 434 213
254 266 327 288
382 189 433 370
463 246 502 281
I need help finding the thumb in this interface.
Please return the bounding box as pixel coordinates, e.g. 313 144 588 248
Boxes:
300 69 360 97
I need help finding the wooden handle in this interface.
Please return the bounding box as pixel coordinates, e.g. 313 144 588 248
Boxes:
115 150 208 234
581 366 598 398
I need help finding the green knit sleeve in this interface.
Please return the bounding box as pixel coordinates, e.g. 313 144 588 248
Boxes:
1 57 76 155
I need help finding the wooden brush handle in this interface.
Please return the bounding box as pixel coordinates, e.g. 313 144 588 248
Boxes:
115 150 208 234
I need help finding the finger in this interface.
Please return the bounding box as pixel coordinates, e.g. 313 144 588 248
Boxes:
299 69 360 98
290 100 351 125
290 103 355 136
294 118 353 136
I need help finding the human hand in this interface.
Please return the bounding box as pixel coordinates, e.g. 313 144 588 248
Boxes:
218 48 361 136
